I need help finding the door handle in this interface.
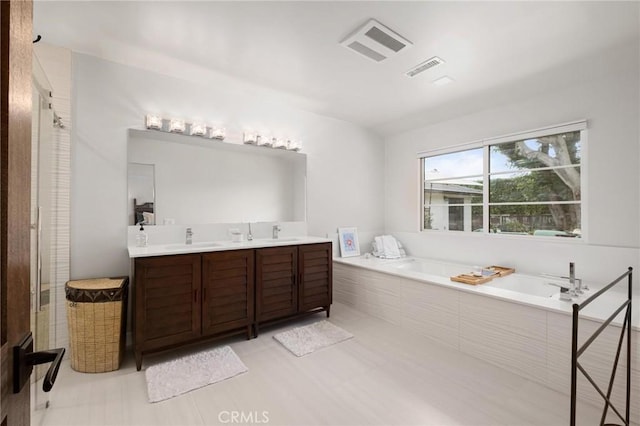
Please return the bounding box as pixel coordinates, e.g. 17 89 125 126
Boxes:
13 332 65 393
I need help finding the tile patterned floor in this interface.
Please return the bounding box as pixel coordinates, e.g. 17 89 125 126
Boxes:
32 302 605 426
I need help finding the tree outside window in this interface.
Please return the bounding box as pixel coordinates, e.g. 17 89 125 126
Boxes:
422 124 583 237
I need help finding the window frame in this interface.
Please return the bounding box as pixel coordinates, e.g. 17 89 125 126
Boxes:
419 120 587 241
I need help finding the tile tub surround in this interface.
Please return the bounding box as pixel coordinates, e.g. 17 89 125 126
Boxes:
334 256 639 328
333 256 639 424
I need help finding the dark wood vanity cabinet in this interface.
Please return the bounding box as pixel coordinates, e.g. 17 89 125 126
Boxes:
133 250 254 370
255 246 298 322
133 254 201 362
133 242 332 369
255 242 332 328
298 243 333 314
202 250 254 336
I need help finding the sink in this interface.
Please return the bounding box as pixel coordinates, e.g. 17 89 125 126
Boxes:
259 238 300 243
161 242 220 249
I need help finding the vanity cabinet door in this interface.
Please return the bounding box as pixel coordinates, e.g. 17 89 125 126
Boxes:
201 250 254 336
256 246 298 322
134 254 201 353
298 243 333 313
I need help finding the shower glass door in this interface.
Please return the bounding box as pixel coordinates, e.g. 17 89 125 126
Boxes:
30 55 55 411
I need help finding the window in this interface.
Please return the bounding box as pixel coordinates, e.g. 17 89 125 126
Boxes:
422 148 483 231
421 121 585 238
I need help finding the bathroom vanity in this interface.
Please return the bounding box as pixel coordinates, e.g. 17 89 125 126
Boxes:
129 238 332 370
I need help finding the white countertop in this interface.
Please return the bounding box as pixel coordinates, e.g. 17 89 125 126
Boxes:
333 255 639 331
128 236 331 258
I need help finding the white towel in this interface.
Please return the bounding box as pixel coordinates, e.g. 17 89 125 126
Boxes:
381 235 401 259
373 236 386 258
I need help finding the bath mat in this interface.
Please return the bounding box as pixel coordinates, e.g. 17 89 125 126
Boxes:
273 321 353 357
145 345 247 403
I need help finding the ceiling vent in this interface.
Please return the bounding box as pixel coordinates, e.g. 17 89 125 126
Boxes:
406 56 445 77
340 19 412 62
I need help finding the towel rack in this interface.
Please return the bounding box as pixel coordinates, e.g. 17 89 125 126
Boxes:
570 267 632 426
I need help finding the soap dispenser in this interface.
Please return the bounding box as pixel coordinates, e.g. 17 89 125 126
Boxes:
136 223 148 247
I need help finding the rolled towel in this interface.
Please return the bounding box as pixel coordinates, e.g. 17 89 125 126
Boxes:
374 236 385 257
381 235 401 259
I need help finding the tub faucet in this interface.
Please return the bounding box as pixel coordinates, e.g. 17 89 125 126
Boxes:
548 282 573 301
542 262 586 299
272 224 282 239
186 227 193 245
569 262 580 294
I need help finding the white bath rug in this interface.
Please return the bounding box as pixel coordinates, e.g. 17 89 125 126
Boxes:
273 321 353 357
145 345 247 403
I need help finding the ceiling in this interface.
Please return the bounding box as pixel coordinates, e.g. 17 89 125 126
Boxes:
33 1 639 136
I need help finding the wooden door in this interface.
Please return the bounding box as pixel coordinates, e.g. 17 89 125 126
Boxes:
1 0 34 424
133 254 201 370
201 250 254 337
298 243 332 313
255 246 297 322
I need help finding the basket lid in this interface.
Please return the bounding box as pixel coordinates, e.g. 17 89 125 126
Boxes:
65 277 128 303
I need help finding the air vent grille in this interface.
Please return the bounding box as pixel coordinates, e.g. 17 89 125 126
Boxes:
406 56 445 77
348 41 387 62
365 26 406 52
340 19 412 63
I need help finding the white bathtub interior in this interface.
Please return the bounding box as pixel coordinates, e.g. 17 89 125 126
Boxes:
483 274 559 298
393 258 562 299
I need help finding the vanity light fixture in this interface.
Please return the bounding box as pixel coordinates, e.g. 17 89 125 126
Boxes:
209 127 226 140
190 122 207 136
169 118 186 133
145 114 163 130
144 115 301 152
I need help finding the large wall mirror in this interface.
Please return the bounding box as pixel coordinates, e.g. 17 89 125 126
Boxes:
127 129 306 226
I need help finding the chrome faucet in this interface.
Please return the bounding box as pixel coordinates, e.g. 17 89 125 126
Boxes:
186 227 193 245
247 223 253 241
272 224 282 239
542 262 587 300
548 281 573 301
569 262 580 294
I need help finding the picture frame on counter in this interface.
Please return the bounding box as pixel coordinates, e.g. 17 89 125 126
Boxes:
338 227 360 257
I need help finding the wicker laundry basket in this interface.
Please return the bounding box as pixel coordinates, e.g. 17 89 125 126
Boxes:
65 277 129 373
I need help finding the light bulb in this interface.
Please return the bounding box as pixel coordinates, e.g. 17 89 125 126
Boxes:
145 114 162 130
287 140 301 151
210 127 226 140
169 118 186 133
257 134 273 147
243 132 257 144
190 122 207 136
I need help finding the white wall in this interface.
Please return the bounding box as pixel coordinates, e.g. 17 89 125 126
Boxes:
71 53 385 279
384 39 640 285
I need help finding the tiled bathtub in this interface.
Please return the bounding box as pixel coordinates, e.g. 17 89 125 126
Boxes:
333 256 639 424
